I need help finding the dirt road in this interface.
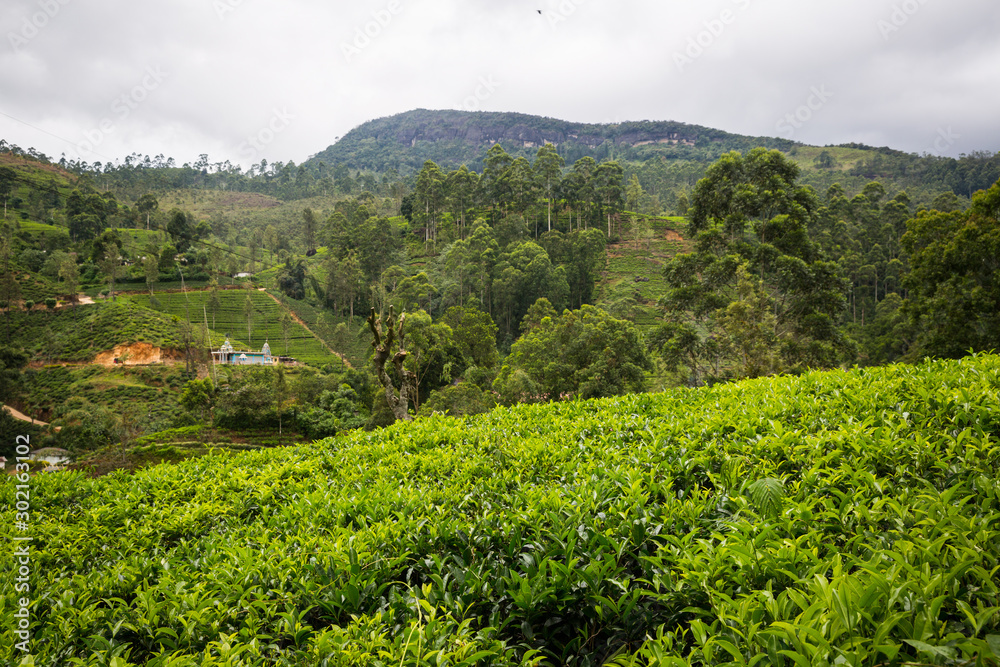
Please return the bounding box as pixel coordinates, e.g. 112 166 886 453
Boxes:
2 404 52 428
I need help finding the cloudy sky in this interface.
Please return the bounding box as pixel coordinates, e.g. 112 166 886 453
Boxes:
1 0 997 169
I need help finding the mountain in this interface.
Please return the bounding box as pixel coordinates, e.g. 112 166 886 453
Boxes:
307 109 1000 204
308 108 798 174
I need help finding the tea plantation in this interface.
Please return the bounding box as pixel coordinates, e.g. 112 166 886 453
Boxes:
3 355 999 666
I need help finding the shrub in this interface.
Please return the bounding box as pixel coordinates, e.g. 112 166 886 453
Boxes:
45 298 57 309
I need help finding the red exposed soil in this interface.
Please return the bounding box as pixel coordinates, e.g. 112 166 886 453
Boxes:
93 342 183 367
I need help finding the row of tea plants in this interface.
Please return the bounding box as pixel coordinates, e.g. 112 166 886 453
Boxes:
3 354 1000 665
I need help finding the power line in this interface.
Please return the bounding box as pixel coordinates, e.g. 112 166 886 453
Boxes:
0 109 117 163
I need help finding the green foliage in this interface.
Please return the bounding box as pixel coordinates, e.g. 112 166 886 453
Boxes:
746 476 785 519
495 303 652 403
3 355 1000 665
213 366 278 428
180 378 214 420
422 381 497 417
662 149 850 383
440 305 499 370
902 179 1000 358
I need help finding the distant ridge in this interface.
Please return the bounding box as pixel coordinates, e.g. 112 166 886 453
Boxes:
308 108 797 173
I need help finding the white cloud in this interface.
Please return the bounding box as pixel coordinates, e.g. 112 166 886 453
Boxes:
1 0 997 168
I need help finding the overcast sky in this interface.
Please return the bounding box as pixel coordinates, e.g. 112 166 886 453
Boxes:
1 0 997 169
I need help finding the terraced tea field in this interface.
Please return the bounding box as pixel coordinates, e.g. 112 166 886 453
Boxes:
3 354 999 665
124 290 346 369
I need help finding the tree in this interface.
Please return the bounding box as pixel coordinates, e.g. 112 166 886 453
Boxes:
326 251 365 322
214 367 276 428
446 165 480 238
98 245 123 301
504 157 538 218
135 193 158 230
57 254 79 303
441 305 500 370
534 143 565 232
366 306 416 423
277 259 306 300
626 173 644 212
393 272 436 315
715 264 781 379
143 247 159 296
565 157 597 230
206 279 222 330
68 213 103 242
400 310 467 412
422 382 496 417
274 365 291 434
0 345 29 403
279 311 293 355
494 304 651 404
594 160 625 238
902 178 1000 357
539 228 606 308
492 241 569 337
0 167 16 219
167 209 194 252
662 148 849 377
243 285 255 345
264 224 279 260
481 144 514 220
414 161 446 245
180 378 214 422
301 208 318 254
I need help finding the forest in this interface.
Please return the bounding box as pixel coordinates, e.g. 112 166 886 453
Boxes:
1 107 999 461
1 108 1000 665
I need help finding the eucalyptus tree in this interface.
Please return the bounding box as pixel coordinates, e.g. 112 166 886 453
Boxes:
594 160 625 238
534 143 564 232
445 165 479 238
662 148 850 379
414 160 446 244
480 144 514 220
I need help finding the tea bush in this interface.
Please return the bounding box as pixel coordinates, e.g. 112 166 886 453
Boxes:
2 355 999 665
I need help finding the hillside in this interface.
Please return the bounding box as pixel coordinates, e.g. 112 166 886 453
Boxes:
304 110 1000 205
4 355 999 665
309 108 797 173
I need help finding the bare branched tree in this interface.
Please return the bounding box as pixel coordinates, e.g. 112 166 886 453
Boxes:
366 306 416 422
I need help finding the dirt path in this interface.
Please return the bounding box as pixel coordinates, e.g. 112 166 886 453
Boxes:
259 292 353 368
3 404 59 430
